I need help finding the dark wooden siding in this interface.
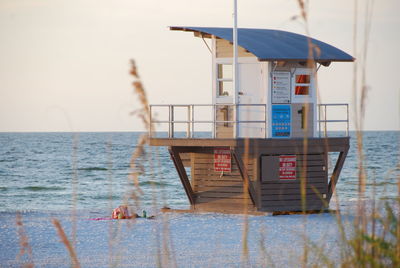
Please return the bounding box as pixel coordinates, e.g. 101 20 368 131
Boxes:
191 151 256 211
180 153 191 167
260 153 328 212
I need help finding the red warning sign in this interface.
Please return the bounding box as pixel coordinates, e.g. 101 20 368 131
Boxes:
279 155 296 180
214 148 231 172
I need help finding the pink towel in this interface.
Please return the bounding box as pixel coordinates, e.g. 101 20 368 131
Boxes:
88 217 113 221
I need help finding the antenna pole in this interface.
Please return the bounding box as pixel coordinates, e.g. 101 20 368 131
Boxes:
233 0 239 138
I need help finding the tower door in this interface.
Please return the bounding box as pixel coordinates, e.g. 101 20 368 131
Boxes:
237 63 265 138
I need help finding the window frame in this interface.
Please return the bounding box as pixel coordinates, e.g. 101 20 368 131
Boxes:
216 63 233 98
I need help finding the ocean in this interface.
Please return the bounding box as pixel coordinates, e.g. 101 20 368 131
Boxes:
0 131 399 213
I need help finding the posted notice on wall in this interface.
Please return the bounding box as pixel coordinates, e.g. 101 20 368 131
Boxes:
272 71 291 104
214 147 231 172
279 155 296 180
272 104 291 138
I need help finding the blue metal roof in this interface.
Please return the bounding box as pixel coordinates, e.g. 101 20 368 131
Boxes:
170 26 354 62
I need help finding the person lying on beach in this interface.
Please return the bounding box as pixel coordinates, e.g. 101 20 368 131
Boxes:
111 205 154 219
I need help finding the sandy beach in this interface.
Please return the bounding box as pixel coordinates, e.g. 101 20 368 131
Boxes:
1 205 359 267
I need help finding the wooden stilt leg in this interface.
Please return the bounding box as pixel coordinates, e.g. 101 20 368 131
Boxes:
169 147 196 205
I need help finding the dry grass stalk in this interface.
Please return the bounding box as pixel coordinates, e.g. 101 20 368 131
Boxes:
241 138 250 266
295 0 312 215
160 213 178 268
52 218 80 268
71 133 79 248
296 0 307 21
294 2 314 267
128 59 153 204
352 0 374 261
105 138 126 267
397 171 400 262
16 213 34 268
105 138 115 265
128 59 176 267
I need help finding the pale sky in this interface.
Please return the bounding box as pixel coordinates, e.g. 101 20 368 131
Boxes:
0 0 399 132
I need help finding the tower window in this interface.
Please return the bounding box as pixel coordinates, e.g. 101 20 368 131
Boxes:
294 74 310 95
217 64 233 97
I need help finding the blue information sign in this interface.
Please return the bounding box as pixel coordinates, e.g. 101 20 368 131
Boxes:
272 105 291 138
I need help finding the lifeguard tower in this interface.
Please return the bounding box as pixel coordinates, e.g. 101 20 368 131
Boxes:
150 26 353 213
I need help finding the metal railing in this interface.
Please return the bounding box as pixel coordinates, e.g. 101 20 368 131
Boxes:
149 104 267 138
149 103 349 139
318 103 349 137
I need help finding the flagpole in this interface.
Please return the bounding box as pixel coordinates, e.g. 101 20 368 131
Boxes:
233 0 239 138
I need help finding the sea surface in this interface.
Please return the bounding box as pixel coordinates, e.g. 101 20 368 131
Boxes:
0 131 399 213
